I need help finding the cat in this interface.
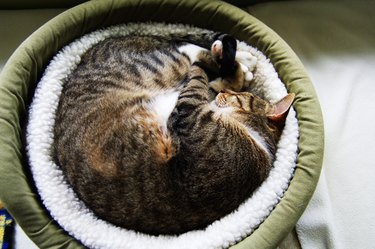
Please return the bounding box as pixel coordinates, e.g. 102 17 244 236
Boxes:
52 34 294 235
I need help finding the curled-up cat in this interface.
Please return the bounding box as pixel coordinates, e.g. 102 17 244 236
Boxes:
53 34 294 235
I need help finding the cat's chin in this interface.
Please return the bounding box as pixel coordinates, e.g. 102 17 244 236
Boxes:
210 100 234 118
210 100 221 109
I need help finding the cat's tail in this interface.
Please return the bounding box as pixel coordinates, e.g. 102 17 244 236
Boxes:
163 29 226 49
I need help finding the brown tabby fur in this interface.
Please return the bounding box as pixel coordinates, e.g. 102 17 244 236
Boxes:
53 35 292 235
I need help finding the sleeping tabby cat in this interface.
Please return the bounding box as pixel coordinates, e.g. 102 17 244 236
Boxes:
53 34 294 235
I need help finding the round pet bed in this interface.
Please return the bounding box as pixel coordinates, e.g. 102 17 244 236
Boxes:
0 0 324 248
27 22 298 249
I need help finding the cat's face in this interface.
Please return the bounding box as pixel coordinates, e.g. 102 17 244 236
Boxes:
215 89 295 124
215 89 272 115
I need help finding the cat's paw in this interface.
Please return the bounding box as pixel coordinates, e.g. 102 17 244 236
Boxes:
209 78 225 93
209 78 242 93
238 62 254 82
236 51 257 71
178 44 208 63
236 51 257 81
211 40 223 59
210 35 237 67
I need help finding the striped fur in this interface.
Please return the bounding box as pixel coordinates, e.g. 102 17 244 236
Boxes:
53 35 284 235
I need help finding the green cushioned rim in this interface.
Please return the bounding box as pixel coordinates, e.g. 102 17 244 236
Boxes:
0 0 87 9
0 0 324 248
0 0 261 9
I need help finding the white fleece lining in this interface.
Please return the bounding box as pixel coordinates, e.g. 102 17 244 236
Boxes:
26 23 299 249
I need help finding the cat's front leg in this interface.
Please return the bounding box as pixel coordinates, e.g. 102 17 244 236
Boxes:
177 44 219 73
168 65 210 133
177 44 209 64
179 65 210 103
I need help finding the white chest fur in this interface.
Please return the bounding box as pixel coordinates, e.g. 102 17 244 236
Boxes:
246 127 270 156
148 91 180 131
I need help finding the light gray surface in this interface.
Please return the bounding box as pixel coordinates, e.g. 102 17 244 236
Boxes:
14 225 38 249
248 1 375 248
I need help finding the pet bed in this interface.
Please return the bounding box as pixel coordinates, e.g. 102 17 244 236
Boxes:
0 0 324 248
27 22 298 249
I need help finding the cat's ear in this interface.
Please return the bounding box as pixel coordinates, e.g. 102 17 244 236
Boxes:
267 93 295 123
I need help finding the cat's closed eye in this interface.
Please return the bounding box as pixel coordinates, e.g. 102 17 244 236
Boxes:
215 89 257 112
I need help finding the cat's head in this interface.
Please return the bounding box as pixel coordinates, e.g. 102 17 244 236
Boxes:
215 89 295 125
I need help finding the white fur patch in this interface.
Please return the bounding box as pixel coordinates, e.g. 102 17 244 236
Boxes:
246 127 270 155
149 91 180 131
177 44 207 63
26 23 298 249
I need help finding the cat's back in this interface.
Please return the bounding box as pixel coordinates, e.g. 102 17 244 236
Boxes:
53 36 191 197
66 36 191 92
